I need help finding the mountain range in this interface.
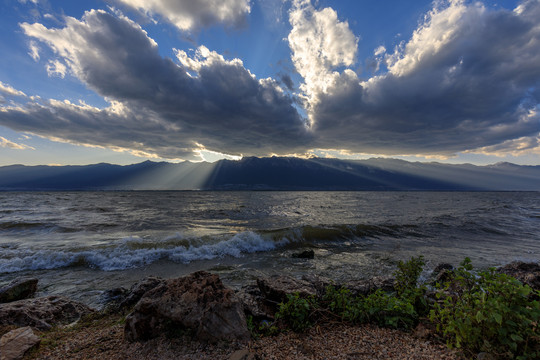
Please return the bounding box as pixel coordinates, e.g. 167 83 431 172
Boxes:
0 157 539 191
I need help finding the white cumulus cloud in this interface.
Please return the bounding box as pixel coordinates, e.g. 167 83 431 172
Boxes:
288 0 358 110
113 0 251 32
0 82 26 97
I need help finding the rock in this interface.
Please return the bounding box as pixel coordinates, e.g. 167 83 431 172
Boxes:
0 278 38 304
99 287 129 312
0 326 40 360
100 276 165 313
235 284 274 319
124 271 249 343
291 250 314 259
343 276 395 297
431 263 454 285
121 276 165 310
433 263 454 274
301 274 334 297
0 296 94 330
497 261 540 291
256 276 317 304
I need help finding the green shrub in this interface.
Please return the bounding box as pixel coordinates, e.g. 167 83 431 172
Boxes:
322 285 355 317
394 255 425 297
429 257 540 359
275 293 317 332
361 289 418 329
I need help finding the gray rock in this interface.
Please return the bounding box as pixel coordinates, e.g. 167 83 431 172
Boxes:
99 287 129 312
301 274 334 297
235 283 274 319
121 276 165 310
431 263 455 286
497 261 540 291
0 296 94 330
291 250 314 259
0 327 40 360
100 276 166 313
0 278 38 304
124 271 249 343
256 275 317 304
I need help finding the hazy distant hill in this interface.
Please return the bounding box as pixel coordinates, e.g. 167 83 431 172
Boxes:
0 157 538 191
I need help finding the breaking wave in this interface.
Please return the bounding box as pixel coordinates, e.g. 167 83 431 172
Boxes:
0 218 527 274
0 231 289 273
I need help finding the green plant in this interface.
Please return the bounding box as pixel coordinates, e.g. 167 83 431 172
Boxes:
362 289 418 329
394 255 425 295
276 293 317 332
430 257 540 359
322 285 354 315
246 316 280 338
246 315 258 338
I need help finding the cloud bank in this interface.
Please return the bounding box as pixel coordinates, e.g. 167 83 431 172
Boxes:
1 9 307 160
0 0 539 160
290 0 540 156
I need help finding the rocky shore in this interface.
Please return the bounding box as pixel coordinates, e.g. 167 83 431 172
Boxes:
0 261 539 360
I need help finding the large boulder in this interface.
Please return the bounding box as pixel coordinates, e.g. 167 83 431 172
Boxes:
0 326 40 360
0 296 94 330
0 278 38 303
124 271 249 343
497 261 540 291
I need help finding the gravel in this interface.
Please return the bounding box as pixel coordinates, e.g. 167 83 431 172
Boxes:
23 320 462 360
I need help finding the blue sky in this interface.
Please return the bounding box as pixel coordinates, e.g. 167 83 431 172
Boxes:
0 0 539 166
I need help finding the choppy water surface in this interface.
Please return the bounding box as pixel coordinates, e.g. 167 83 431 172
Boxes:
0 191 538 307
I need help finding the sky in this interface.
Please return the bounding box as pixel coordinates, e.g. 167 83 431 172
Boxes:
0 0 539 166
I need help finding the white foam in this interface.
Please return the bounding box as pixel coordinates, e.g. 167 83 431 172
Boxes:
0 231 289 273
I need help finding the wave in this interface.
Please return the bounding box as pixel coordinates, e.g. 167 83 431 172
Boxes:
0 221 77 233
0 218 526 274
0 231 289 273
0 223 423 274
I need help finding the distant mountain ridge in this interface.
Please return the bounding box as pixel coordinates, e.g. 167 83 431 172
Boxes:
0 157 539 191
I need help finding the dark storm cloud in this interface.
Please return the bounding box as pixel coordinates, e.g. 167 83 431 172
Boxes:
4 10 309 159
307 0 540 156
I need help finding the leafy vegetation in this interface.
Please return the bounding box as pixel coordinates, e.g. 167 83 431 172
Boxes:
275 292 317 332
429 257 540 359
272 256 540 359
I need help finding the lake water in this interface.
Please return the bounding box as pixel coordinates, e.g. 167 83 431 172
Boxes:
0 191 538 307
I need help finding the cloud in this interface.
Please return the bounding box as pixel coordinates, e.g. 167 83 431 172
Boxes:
292 0 540 156
2 0 539 161
28 41 40 61
288 0 358 110
466 134 540 157
0 136 35 150
0 9 308 160
0 82 26 97
113 0 250 32
46 59 66 77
